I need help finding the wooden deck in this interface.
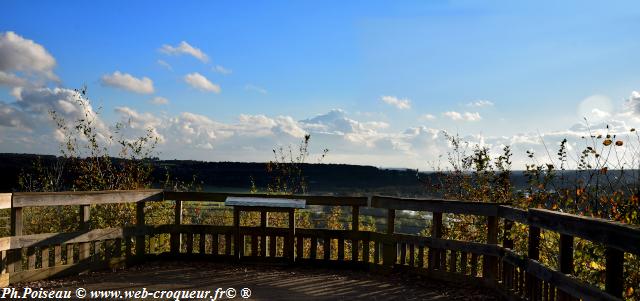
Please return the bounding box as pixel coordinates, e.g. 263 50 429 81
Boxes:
0 190 638 300
13 261 499 300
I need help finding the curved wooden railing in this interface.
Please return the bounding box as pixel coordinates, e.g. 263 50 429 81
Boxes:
0 190 638 301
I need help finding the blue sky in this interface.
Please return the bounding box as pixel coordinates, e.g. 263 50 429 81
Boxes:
2 1 640 169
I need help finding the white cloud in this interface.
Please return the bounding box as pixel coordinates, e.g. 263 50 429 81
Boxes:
184 72 220 93
625 91 640 115
0 31 58 83
149 96 169 105
0 87 110 150
213 65 232 75
0 102 30 129
591 108 611 119
245 84 267 94
443 111 482 121
274 116 307 138
466 100 494 107
236 114 277 136
160 41 209 63
166 112 232 149
420 114 436 121
299 109 392 148
0 70 27 87
578 94 612 121
114 106 165 143
8 86 640 170
235 114 306 138
157 60 172 71
101 71 154 94
381 95 411 110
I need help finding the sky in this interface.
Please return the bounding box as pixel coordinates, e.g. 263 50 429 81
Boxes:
1 1 640 169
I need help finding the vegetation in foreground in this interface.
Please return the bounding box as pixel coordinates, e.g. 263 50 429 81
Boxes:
421 130 640 299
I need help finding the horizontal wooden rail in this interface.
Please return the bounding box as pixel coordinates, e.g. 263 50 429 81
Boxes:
0 189 637 301
11 189 163 207
164 191 368 206
371 195 503 216
498 206 640 256
497 206 528 224
0 228 129 251
502 249 619 301
528 208 640 255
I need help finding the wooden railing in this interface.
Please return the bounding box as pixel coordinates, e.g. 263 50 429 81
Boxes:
0 190 638 301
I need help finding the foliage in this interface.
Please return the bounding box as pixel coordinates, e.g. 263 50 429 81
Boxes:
262 134 328 195
422 126 640 300
18 87 160 232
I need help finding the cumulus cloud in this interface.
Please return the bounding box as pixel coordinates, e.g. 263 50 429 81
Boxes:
301 109 363 134
149 96 169 105
420 114 436 121
0 31 58 83
163 111 307 151
160 41 209 63
114 106 165 143
299 109 392 148
184 72 220 93
591 108 611 119
101 71 154 94
625 91 640 115
0 87 110 150
466 100 494 107
443 111 482 121
381 95 411 110
115 106 162 128
273 116 307 138
0 70 28 87
245 84 267 94
213 65 232 75
235 114 306 138
166 112 231 149
0 102 31 129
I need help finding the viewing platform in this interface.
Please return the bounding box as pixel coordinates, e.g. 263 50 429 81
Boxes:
0 190 638 300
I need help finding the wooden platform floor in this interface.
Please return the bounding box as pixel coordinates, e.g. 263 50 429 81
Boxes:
13 261 500 300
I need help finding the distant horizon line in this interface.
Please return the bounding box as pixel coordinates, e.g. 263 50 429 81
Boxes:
3 152 638 173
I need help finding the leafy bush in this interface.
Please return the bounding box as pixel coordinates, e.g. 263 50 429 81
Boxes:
422 126 640 299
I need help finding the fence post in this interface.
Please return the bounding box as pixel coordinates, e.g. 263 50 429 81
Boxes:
558 234 574 301
260 210 267 257
79 204 91 262
502 219 514 288
234 207 241 260
526 226 541 299
430 212 443 270
605 247 624 298
351 205 360 262
9 201 23 273
483 216 498 285
287 208 295 263
170 200 182 255
135 202 145 259
382 209 396 267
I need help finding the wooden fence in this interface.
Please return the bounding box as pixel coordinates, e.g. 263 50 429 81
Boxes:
0 190 638 301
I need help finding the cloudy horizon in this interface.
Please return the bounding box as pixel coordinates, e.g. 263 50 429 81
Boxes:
2 2 640 170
